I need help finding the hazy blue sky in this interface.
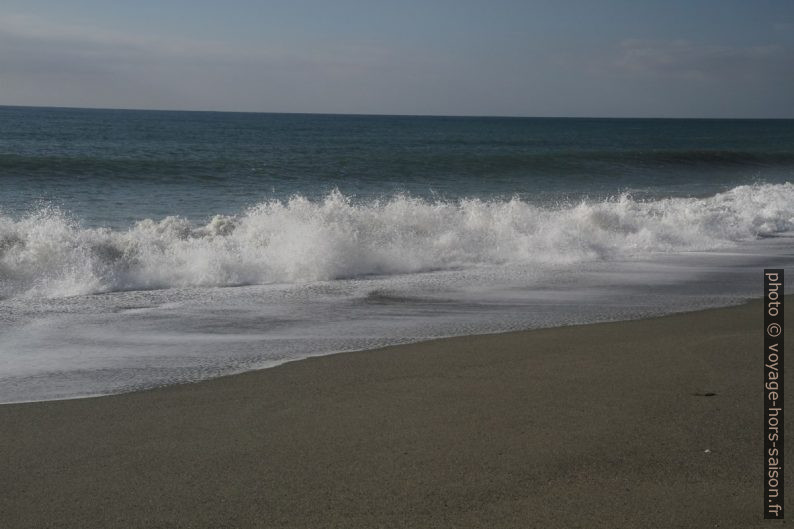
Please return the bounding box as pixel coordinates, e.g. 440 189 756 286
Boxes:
0 0 792 117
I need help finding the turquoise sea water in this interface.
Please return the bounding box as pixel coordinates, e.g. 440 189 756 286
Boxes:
1 106 793 402
2 106 793 227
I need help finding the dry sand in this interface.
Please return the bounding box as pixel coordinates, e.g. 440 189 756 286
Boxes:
1 298 790 528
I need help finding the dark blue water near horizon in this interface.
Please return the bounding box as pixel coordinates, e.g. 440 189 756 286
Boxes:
1 105 793 227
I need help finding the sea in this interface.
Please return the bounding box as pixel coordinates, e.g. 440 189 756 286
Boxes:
1 106 793 403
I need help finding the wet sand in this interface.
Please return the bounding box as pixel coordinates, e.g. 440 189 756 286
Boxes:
1 298 789 528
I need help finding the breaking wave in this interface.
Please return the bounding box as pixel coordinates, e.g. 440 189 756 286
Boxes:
1 183 792 299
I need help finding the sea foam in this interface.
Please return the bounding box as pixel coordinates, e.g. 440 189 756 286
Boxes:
1 183 792 299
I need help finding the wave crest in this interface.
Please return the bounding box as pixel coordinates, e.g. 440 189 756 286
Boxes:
1 183 792 299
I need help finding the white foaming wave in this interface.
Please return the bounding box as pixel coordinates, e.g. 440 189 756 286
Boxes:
1 183 792 299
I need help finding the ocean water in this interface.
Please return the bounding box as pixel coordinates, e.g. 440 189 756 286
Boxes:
1 106 793 402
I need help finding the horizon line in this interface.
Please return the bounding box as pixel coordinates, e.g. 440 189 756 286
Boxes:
0 103 791 121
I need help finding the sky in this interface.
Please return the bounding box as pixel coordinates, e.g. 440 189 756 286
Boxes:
0 0 792 117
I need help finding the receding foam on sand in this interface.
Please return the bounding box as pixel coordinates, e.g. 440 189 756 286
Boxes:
1 298 789 528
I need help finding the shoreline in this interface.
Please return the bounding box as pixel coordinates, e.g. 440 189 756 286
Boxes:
2 297 790 528
0 296 759 406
